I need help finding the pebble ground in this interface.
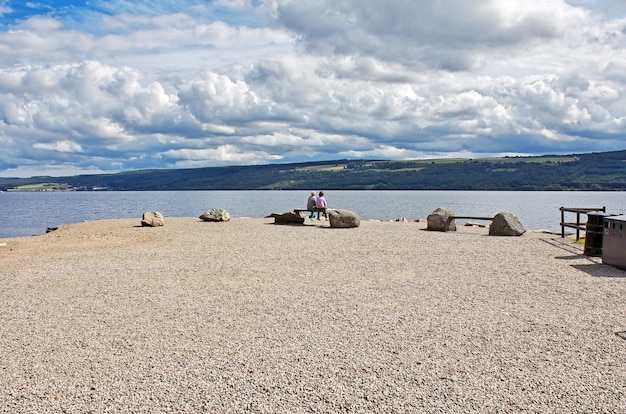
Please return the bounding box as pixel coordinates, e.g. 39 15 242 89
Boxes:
1 218 624 413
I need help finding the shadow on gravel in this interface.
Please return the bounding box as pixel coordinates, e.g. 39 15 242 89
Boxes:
615 331 626 341
541 238 585 258
570 263 626 278
554 254 586 260
540 238 626 277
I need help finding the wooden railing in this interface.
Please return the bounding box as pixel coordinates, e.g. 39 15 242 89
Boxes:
559 206 606 240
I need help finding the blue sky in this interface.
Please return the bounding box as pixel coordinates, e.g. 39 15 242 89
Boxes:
1 0 625 177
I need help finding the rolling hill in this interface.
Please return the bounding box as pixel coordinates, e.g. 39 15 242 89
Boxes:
1 150 625 191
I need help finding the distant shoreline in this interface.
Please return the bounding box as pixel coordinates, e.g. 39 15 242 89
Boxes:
1 149 625 191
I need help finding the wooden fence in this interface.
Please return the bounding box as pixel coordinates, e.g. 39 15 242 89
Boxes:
559 206 606 241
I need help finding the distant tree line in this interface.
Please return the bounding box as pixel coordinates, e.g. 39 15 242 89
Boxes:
1 150 625 191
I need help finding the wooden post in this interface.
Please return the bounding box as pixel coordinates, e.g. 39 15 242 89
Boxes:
559 206 606 240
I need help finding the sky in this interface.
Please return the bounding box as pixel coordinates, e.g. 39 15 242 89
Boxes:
1 0 626 177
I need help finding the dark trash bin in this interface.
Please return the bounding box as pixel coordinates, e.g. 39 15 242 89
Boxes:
584 212 606 257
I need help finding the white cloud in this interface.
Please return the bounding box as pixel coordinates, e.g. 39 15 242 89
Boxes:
33 140 83 153
164 144 282 166
0 0 625 177
0 4 10 16
272 0 591 71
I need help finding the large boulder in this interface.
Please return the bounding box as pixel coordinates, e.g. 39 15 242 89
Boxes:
427 207 456 232
489 212 526 236
141 211 165 227
199 208 231 222
328 209 361 228
265 212 305 225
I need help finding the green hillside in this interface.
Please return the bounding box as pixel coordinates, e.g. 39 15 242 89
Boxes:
1 150 625 191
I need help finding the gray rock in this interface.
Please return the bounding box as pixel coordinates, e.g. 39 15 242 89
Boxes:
489 211 526 236
427 207 456 231
141 211 165 227
199 208 231 222
265 212 305 225
328 209 361 228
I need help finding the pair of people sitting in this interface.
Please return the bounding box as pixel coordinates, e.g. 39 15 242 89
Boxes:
307 191 328 220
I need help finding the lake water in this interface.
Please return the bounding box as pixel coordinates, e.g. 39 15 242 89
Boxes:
0 190 624 239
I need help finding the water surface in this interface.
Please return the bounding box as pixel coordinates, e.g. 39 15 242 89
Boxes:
0 190 623 238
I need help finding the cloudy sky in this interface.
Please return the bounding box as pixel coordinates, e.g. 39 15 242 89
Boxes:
0 0 625 177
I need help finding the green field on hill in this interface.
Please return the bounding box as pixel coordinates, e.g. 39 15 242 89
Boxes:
1 150 624 191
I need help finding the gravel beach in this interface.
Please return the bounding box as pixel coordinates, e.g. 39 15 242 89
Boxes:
1 217 624 413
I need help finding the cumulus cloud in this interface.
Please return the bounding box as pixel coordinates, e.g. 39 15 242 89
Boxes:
272 0 590 71
0 0 624 177
33 140 83 153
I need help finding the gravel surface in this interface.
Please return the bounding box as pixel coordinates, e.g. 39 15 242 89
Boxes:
1 217 625 413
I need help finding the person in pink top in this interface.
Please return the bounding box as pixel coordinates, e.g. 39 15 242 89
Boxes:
315 191 328 220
